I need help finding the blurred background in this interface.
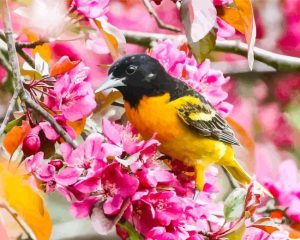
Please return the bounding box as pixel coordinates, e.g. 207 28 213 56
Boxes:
0 0 300 239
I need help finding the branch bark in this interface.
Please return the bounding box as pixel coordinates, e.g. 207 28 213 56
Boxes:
0 88 20 137
0 0 77 148
22 94 78 148
0 50 11 72
123 30 300 72
142 0 181 33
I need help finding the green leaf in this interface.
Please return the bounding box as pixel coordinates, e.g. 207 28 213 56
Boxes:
224 188 247 222
180 0 217 62
4 115 26 134
285 102 300 131
189 29 216 62
118 220 143 240
225 223 246 240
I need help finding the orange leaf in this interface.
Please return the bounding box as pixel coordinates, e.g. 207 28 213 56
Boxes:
24 30 51 62
0 162 52 240
284 225 300 239
50 56 81 76
67 118 87 137
233 0 256 69
226 117 255 172
94 18 126 60
250 217 280 235
95 90 122 112
3 121 31 157
216 7 245 34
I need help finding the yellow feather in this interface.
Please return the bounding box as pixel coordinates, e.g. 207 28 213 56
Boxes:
124 93 251 190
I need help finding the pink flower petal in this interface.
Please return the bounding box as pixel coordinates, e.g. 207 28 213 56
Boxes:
70 197 99 218
56 167 81 186
103 195 124 216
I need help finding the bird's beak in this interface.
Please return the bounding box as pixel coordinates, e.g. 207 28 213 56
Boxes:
95 74 126 93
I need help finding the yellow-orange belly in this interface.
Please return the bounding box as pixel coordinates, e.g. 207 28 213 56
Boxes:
124 93 228 166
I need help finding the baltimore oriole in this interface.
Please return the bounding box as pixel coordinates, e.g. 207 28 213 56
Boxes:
97 54 252 196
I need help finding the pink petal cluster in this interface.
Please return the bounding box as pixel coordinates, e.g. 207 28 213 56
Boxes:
45 62 96 122
262 159 300 222
24 118 231 239
151 40 232 116
74 0 110 19
257 103 293 148
278 0 300 56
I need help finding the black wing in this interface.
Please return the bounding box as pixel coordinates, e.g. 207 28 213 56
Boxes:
170 79 240 146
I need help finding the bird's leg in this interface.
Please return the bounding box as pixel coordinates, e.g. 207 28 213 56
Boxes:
193 189 200 201
193 163 205 200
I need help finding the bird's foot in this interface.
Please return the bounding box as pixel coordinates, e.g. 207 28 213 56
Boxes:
193 189 200 201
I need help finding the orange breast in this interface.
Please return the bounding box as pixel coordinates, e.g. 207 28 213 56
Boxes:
124 93 185 143
124 93 228 165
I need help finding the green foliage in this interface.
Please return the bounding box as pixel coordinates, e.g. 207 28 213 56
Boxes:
224 188 247 222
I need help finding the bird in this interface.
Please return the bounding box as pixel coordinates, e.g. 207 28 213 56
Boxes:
96 54 252 197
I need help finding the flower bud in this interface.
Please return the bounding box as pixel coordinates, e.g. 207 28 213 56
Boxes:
49 159 64 171
22 134 41 156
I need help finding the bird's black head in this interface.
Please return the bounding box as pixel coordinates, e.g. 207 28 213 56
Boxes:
96 54 174 107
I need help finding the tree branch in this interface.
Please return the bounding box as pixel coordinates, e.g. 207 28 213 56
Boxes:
21 94 78 148
123 30 300 72
16 39 47 49
142 0 181 33
0 50 11 72
0 89 21 137
0 204 34 240
0 2 22 90
0 30 35 68
214 40 300 72
0 0 77 148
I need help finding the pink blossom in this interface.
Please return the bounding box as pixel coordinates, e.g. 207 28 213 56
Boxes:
151 40 232 116
74 0 110 18
151 40 186 79
102 118 159 157
213 0 233 6
146 227 177 240
0 65 7 85
262 159 300 222
60 133 110 175
257 103 293 148
101 163 139 215
216 17 235 39
45 64 96 122
22 133 41 156
70 197 99 218
25 152 55 182
39 116 76 141
136 167 175 189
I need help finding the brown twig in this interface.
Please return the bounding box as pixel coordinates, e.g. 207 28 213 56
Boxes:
0 0 77 148
0 30 35 68
0 50 11 72
21 94 78 148
123 30 300 72
0 203 34 240
142 0 181 33
0 88 21 137
16 39 47 49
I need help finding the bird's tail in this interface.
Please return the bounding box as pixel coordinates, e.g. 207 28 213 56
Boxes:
224 161 251 185
224 160 273 198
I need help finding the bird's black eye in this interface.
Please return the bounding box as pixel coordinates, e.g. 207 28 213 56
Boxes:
126 65 137 75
